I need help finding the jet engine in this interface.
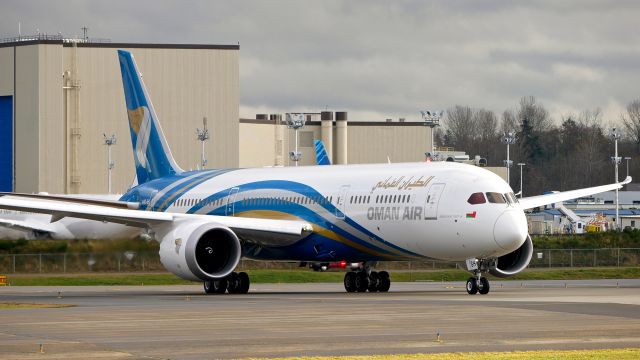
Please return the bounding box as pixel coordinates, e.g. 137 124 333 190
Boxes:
157 220 241 282
488 234 533 278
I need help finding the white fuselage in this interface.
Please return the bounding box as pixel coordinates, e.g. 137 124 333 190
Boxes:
132 161 528 262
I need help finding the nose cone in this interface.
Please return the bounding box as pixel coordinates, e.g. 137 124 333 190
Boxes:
493 210 528 251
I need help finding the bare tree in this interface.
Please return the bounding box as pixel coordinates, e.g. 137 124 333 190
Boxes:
517 96 552 133
444 105 475 149
500 109 518 134
473 109 498 160
621 99 640 152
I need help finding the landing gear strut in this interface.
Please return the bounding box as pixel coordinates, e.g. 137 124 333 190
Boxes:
343 264 390 293
204 271 250 294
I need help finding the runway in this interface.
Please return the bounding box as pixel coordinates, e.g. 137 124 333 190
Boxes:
1 279 640 359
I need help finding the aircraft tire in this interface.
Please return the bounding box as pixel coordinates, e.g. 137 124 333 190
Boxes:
227 272 240 294
237 272 250 294
213 278 228 294
368 271 379 292
379 271 390 279
355 272 369 292
203 280 215 294
344 272 357 292
378 276 391 292
466 277 479 295
478 277 490 295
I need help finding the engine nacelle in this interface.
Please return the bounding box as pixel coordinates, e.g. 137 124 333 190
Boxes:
488 234 533 278
157 220 241 282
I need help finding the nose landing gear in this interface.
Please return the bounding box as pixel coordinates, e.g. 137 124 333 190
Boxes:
465 258 491 295
465 276 490 295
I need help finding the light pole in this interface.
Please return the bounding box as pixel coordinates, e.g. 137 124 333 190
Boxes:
501 131 517 186
625 157 632 178
611 128 622 231
420 110 444 160
517 163 525 198
103 133 117 194
196 117 210 170
286 113 306 166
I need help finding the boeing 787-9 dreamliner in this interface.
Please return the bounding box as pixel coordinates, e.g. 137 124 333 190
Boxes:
0 50 630 295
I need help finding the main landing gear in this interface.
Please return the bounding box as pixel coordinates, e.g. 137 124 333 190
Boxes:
203 271 250 294
343 269 391 293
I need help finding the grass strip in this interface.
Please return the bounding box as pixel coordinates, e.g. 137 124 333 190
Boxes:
246 348 640 360
2 267 639 286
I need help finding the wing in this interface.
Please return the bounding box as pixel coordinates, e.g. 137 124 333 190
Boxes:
518 176 632 210
0 218 58 235
0 195 313 245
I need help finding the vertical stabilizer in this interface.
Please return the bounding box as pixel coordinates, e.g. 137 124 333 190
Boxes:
118 50 183 184
314 140 331 165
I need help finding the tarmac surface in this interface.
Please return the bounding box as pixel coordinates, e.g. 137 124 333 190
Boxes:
1 279 640 359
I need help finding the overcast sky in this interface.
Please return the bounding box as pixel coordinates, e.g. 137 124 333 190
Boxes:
2 0 640 124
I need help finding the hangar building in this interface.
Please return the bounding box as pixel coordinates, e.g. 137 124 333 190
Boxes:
0 36 239 194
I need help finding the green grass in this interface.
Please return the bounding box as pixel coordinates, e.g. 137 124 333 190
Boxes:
246 349 640 360
3 267 639 286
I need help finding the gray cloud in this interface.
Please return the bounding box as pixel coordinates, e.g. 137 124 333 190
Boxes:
2 0 640 123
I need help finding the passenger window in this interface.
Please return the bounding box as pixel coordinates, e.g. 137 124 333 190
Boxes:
467 192 486 205
486 192 506 204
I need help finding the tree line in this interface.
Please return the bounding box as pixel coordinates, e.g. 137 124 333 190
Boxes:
435 96 640 196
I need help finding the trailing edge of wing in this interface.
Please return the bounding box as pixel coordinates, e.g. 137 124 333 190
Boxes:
518 176 632 210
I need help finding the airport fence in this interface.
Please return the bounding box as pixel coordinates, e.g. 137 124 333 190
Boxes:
0 248 638 274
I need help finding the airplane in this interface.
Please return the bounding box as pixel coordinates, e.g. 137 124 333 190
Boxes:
0 50 631 295
0 193 141 240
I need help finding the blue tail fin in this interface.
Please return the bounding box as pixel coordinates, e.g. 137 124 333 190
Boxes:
314 140 331 165
118 50 183 184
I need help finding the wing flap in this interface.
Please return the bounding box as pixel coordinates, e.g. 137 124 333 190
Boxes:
519 176 632 210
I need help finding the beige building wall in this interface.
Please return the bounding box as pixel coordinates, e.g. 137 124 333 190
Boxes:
14 45 40 193
239 120 432 167
38 44 65 192
0 47 13 94
1 41 239 194
347 124 430 164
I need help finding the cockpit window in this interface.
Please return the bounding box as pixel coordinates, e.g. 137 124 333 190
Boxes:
486 192 506 204
505 192 518 204
467 192 486 205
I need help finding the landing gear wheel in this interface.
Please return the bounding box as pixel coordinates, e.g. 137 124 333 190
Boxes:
377 271 390 292
212 278 228 294
466 277 479 295
344 272 357 292
237 272 250 294
203 280 215 294
368 271 379 292
227 272 240 294
478 277 490 295
355 272 369 292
